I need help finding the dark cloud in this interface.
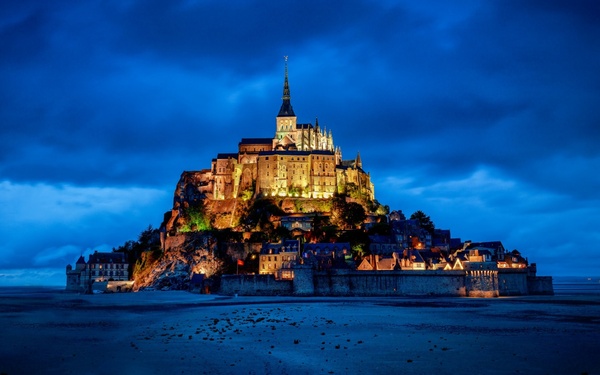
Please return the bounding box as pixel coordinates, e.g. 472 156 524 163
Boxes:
0 0 598 282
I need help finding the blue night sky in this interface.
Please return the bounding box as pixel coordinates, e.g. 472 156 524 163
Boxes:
1 1 599 285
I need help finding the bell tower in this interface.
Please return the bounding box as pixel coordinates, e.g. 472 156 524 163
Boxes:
274 56 297 144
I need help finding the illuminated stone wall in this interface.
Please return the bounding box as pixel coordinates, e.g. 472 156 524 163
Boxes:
173 64 375 204
220 274 293 296
219 269 553 297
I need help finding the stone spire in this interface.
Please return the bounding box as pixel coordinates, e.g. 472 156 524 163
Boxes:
277 56 295 117
355 152 362 169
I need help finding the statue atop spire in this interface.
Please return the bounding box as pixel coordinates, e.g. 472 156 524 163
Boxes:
277 56 296 117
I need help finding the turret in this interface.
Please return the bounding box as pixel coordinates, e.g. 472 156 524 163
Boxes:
355 152 362 169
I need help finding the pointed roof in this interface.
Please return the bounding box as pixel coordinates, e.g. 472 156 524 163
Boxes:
277 57 296 117
355 152 362 168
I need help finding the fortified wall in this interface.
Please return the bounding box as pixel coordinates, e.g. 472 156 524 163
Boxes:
219 267 554 297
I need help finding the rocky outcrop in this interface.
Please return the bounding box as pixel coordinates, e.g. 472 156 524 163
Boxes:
133 232 223 291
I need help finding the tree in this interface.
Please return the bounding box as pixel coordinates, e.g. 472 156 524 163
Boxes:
268 226 291 243
240 198 284 231
331 195 367 229
338 230 370 259
310 215 339 243
344 202 367 229
114 225 162 278
410 210 435 235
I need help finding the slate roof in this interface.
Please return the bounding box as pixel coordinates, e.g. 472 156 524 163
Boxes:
216 153 239 159
465 241 504 251
377 257 398 270
239 138 273 145
261 239 300 254
303 242 351 255
404 249 425 263
88 252 127 264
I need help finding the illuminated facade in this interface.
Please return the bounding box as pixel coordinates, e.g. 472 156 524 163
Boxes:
259 239 300 277
66 251 129 292
176 61 374 203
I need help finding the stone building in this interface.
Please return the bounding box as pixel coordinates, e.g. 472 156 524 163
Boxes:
259 239 300 278
66 251 129 292
174 60 374 207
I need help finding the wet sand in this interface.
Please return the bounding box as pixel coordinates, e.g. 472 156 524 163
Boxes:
1 289 599 374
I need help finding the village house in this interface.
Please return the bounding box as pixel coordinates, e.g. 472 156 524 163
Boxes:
259 239 300 278
368 235 401 256
66 251 129 292
302 242 351 270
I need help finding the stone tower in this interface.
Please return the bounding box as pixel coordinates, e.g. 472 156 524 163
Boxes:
274 57 297 147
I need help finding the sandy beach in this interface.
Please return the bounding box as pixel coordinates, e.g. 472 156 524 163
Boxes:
1 288 599 375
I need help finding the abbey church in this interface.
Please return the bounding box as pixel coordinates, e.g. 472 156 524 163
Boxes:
175 61 374 205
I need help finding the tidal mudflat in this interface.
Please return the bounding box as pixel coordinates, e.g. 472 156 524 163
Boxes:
1 288 599 374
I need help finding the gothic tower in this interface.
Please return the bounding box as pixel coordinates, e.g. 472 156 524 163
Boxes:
274 57 297 148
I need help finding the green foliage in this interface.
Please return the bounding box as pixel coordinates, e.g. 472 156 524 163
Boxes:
369 199 390 216
240 181 255 201
114 225 162 278
288 185 303 196
183 203 211 232
345 182 363 200
331 195 367 229
339 230 370 258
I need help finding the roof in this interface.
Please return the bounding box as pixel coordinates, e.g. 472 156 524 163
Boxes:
304 242 351 255
277 61 296 117
75 255 86 264
357 258 374 271
404 249 425 263
216 153 238 159
281 216 312 222
261 239 300 254
465 241 504 250
88 252 127 264
239 138 273 145
377 257 398 270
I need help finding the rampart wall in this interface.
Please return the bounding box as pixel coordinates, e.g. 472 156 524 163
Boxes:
219 268 553 297
498 269 530 296
313 270 468 296
527 276 554 295
220 274 293 296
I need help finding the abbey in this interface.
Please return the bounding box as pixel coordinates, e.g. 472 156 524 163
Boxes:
177 61 374 202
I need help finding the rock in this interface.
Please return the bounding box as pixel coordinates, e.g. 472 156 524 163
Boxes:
133 232 224 291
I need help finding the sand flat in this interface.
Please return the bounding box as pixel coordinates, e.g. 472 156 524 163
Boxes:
1 290 599 374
